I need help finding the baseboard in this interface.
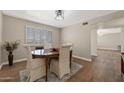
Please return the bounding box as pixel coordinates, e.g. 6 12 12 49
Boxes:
0 58 27 70
98 48 119 51
72 55 92 62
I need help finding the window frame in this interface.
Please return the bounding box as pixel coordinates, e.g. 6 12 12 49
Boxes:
25 25 53 45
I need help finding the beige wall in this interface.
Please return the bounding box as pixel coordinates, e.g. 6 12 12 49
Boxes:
2 11 124 63
61 23 95 60
61 11 124 61
0 11 2 65
97 16 124 52
2 15 60 63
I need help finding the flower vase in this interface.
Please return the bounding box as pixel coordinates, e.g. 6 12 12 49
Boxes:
8 51 13 66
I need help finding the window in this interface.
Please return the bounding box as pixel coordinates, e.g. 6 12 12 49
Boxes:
25 26 52 44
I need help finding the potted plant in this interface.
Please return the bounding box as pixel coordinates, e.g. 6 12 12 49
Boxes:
3 40 20 66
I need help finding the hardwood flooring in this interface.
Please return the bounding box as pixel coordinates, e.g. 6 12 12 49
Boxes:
68 49 123 82
0 49 123 82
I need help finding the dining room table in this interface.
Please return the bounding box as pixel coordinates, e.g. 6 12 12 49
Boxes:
31 48 59 81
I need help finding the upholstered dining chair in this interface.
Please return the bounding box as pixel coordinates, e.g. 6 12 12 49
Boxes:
20 44 46 82
61 43 73 68
50 44 71 79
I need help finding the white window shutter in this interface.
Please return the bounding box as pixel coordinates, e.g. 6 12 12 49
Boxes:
25 26 52 45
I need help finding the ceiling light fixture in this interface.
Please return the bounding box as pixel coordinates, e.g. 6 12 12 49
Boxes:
55 10 64 21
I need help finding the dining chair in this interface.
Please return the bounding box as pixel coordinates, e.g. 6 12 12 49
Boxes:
50 44 71 79
20 45 46 82
61 43 73 68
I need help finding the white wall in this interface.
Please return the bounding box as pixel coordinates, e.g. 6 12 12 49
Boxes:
90 29 97 56
97 28 121 50
0 11 2 65
2 15 60 63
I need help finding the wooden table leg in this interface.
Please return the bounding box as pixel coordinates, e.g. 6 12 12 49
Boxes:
70 50 72 68
45 58 48 81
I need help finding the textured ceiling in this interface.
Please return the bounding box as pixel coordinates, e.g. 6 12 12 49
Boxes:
3 10 117 28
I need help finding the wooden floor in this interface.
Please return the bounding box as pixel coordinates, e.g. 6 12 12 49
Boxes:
0 49 123 82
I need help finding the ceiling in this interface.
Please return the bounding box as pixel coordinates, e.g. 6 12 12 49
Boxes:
2 10 117 28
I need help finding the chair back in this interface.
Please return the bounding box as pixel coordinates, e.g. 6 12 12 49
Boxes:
61 43 73 68
23 45 32 73
59 45 71 74
23 44 46 81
